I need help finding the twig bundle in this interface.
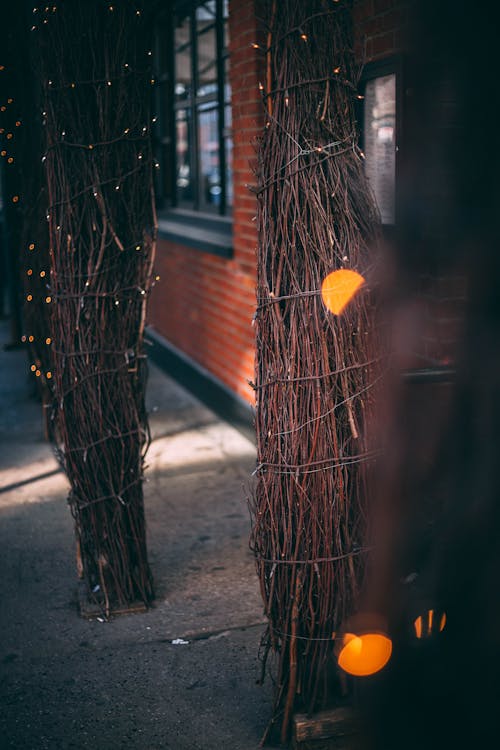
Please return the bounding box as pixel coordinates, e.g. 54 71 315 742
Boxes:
37 0 157 611
251 0 379 740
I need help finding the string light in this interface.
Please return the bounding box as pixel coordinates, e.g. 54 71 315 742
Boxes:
28 335 35 343
7 157 14 164
0 150 6 157
45 337 52 345
30 364 36 372
333 66 341 74
45 296 52 303
27 294 33 302
29 243 35 250
27 269 33 276
12 195 19 203
15 120 21 127
21 335 27 343
40 270 46 277
46 372 52 379
35 370 41 377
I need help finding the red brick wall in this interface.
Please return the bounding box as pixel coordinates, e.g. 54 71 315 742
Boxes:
353 0 411 62
148 0 264 404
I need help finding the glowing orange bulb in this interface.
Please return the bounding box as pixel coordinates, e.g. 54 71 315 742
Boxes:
12 196 19 203
46 371 52 379
35 370 41 377
40 270 46 278
321 269 365 315
28 335 34 343
27 269 33 276
26 294 33 302
413 609 447 639
15 120 21 127
7 157 14 164
21 335 27 343
6 133 13 139
29 243 35 250
338 633 392 677
45 296 52 303
0 106 5 112
7 98 13 104
30 364 36 372
1 150 6 157
45 337 52 345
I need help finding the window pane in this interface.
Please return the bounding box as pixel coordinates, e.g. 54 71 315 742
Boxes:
197 21 217 97
363 73 396 224
198 106 221 208
175 16 192 102
176 109 194 204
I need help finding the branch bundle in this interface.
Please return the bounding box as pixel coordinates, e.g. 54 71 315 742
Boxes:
37 0 157 611
251 0 380 740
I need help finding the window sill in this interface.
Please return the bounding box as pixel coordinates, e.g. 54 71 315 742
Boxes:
157 209 233 258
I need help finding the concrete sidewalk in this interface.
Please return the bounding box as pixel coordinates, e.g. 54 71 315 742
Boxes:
0 319 272 750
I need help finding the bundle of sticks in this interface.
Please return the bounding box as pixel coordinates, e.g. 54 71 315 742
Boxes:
251 0 380 740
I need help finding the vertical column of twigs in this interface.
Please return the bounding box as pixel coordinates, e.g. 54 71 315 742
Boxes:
36 0 157 614
251 0 380 742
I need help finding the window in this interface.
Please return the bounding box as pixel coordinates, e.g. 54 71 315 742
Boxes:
359 59 401 226
155 0 232 216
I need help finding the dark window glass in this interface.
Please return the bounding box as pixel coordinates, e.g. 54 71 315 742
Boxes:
155 0 231 216
363 73 396 225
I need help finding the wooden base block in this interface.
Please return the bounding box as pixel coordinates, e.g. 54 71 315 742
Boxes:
293 707 361 750
77 582 148 619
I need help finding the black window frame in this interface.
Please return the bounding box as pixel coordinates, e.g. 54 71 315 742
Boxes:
357 55 404 230
154 0 231 221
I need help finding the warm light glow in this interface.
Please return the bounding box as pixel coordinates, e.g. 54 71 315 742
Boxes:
46 371 52 379
30 364 36 372
413 609 447 639
29 243 35 250
35 370 41 377
338 632 393 677
45 296 52 303
26 294 33 302
321 269 365 315
40 270 46 277
7 157 14 164
27 269 33 276
45 337 52 345
12 196 19 203
28 335 34 343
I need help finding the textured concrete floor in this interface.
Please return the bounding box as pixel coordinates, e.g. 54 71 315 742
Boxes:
0 319 273 749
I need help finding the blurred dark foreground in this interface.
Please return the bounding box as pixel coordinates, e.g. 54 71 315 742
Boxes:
355 3 500 749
